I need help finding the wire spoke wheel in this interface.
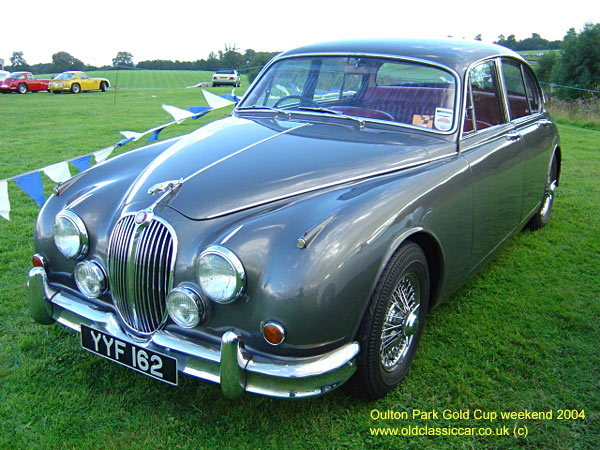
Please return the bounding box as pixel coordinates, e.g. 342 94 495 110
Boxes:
528 152 559 231
380 273 421 371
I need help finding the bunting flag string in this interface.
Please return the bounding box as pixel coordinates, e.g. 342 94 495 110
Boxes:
0 91 239 221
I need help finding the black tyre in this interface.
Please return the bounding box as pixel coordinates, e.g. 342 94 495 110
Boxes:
345 241 429 400
17 83 28 94
100 81 108 92
528 152 559 231
71 83 81 94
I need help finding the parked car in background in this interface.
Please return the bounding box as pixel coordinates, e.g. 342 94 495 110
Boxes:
0 72 51 93
49 71 110 94
212 69 240 87
29 39 560 400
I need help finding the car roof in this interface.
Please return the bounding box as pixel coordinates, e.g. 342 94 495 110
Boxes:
277 38 524 76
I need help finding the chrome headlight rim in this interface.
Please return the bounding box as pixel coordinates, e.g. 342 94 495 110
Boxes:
166 284 208 328
74 260 107 298
196 245 245 304
53 209 88 259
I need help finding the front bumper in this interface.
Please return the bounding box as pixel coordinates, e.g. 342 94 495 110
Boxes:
28 266 359 398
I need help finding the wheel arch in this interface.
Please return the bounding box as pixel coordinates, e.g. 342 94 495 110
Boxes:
405 231 444 310
371 228 445 316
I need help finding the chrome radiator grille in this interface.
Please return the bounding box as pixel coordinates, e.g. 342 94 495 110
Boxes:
108 214 175 334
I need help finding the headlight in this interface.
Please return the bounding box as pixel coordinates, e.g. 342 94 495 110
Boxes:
166 285 207 328
196 245 245 304
53 210 88 259
74 261 106 298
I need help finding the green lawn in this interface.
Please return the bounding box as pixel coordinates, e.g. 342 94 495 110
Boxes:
0 86 598 449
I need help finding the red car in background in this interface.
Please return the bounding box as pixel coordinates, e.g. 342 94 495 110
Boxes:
0 72 51 93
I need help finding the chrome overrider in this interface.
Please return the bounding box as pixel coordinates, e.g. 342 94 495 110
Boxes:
27 266 359 399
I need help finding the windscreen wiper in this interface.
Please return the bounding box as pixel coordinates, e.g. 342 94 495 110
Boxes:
296 106 365 129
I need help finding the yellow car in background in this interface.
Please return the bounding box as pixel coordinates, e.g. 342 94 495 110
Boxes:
49 71 110 94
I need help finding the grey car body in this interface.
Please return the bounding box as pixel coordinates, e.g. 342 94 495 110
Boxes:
29 39 560 399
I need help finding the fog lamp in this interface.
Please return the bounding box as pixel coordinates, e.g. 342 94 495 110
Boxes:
74 261 106 298
166 285 207 328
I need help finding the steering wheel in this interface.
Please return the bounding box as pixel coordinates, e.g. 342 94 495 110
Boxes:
273 95 318 108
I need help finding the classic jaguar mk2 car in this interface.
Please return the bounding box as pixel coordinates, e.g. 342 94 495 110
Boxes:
49 71 110 93
29 39 560 399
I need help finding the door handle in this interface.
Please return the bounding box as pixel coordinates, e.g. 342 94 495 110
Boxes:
537 119 552 128
505 132 521 141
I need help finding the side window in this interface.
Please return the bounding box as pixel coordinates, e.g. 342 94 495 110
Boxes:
463 60 505 133
522 67 542 113
501 60 529 120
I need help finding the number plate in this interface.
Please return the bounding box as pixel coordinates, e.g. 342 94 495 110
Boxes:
80 324 178 385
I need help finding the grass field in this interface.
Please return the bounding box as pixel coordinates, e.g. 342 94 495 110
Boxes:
0 83 598 449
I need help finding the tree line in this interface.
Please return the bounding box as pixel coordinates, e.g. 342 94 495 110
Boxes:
5 46 278 83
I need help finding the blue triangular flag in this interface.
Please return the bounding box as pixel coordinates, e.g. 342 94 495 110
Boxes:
14 172 45 207
188 106 211 120
148 125 169 142
71 155 91 173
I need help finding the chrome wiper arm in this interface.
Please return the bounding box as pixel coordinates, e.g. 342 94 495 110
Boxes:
236 105 291 119
297 106 342 115
296 107 365 129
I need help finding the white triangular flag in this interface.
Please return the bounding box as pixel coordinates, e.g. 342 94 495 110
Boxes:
162 104 196 124
93 146 115 164
0 180 10 221
202 89 234 109
119 131 144 141
42 162 72 183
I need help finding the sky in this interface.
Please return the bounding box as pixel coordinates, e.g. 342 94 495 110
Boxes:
1 0 598 67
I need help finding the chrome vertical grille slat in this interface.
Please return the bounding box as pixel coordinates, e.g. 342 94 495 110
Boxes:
154 227 168 323
108 214 176 335
149 226 166 324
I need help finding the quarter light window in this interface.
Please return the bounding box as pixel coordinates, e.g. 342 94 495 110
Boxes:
523 67 542 113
